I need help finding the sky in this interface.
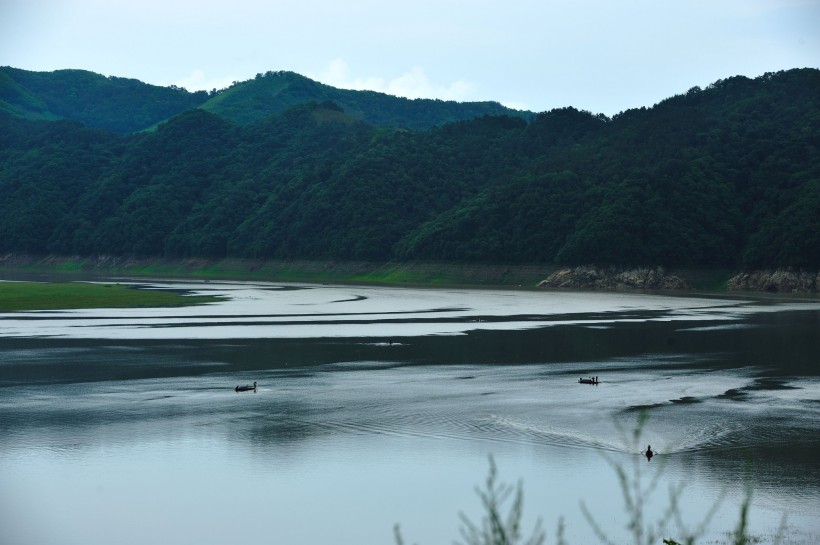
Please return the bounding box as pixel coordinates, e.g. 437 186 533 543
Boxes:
2 0 819 115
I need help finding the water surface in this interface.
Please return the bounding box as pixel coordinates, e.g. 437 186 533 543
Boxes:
1 281 819 544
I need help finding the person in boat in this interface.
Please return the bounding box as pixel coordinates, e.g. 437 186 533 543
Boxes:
645 445 654 460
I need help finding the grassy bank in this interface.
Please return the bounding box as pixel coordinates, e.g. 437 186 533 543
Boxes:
0 255 556 288
0 255 748 292
0 281 222 312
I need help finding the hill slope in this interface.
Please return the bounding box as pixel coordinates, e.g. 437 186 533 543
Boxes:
0 67 209 133
200 70 531 129
0 68 818 270
0 67 531 132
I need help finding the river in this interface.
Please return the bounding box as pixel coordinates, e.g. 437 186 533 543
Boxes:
1 281 818 545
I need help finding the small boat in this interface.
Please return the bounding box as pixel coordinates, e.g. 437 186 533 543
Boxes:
235 381 257 392
578 377 599 384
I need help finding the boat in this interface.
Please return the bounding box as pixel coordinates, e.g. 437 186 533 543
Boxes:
235 381 257 392
578 377 599 384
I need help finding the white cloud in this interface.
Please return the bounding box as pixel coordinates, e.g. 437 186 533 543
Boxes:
312 59 475 101
171 69 238 93
498 100 532 112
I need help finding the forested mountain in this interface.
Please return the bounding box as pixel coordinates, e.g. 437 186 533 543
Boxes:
0 67 209 133
0 68 818 269
0 67 530 132
199 71 532 129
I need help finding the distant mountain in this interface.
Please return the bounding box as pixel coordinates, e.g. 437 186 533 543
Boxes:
0 67 532 133
199 70 531 129
0 67 209 133
1 68 818 270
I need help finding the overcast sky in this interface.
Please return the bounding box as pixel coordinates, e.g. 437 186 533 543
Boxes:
2 0 818 115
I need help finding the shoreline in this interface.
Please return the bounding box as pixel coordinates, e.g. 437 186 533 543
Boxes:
0 254 555 288
1 254 817 297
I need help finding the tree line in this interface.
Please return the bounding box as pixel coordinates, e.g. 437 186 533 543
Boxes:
1 69 818 269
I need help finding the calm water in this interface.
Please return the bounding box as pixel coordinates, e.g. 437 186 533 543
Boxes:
1 281 819 545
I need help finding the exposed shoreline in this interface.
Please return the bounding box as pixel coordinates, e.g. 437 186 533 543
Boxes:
1 254 818 296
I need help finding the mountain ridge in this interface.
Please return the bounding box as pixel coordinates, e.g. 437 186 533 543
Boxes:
0 67 818 273
0 66 532 133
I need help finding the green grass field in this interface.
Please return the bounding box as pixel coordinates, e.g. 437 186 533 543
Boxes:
0 281 222 312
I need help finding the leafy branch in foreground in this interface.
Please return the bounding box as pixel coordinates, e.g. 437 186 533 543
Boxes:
395 412 788 545
582 411 726 545
394 456 546 545
455 456 545 545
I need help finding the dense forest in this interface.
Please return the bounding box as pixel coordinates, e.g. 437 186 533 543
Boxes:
0 67 528 132
0 67 818 269
0 67 209 133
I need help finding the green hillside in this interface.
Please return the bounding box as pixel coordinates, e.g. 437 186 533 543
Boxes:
0 69 58 121
200 70 531 129
0 67 210 133
0 67 532 133
0 68 818 270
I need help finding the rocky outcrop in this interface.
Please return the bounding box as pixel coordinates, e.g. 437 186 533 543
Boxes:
2 254 817 294
538 266 688 290
726 269 819 293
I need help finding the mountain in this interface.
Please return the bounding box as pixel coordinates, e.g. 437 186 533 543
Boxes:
0 67 209 133
200 70 531 129
0 68 818 269
0 67 532 133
